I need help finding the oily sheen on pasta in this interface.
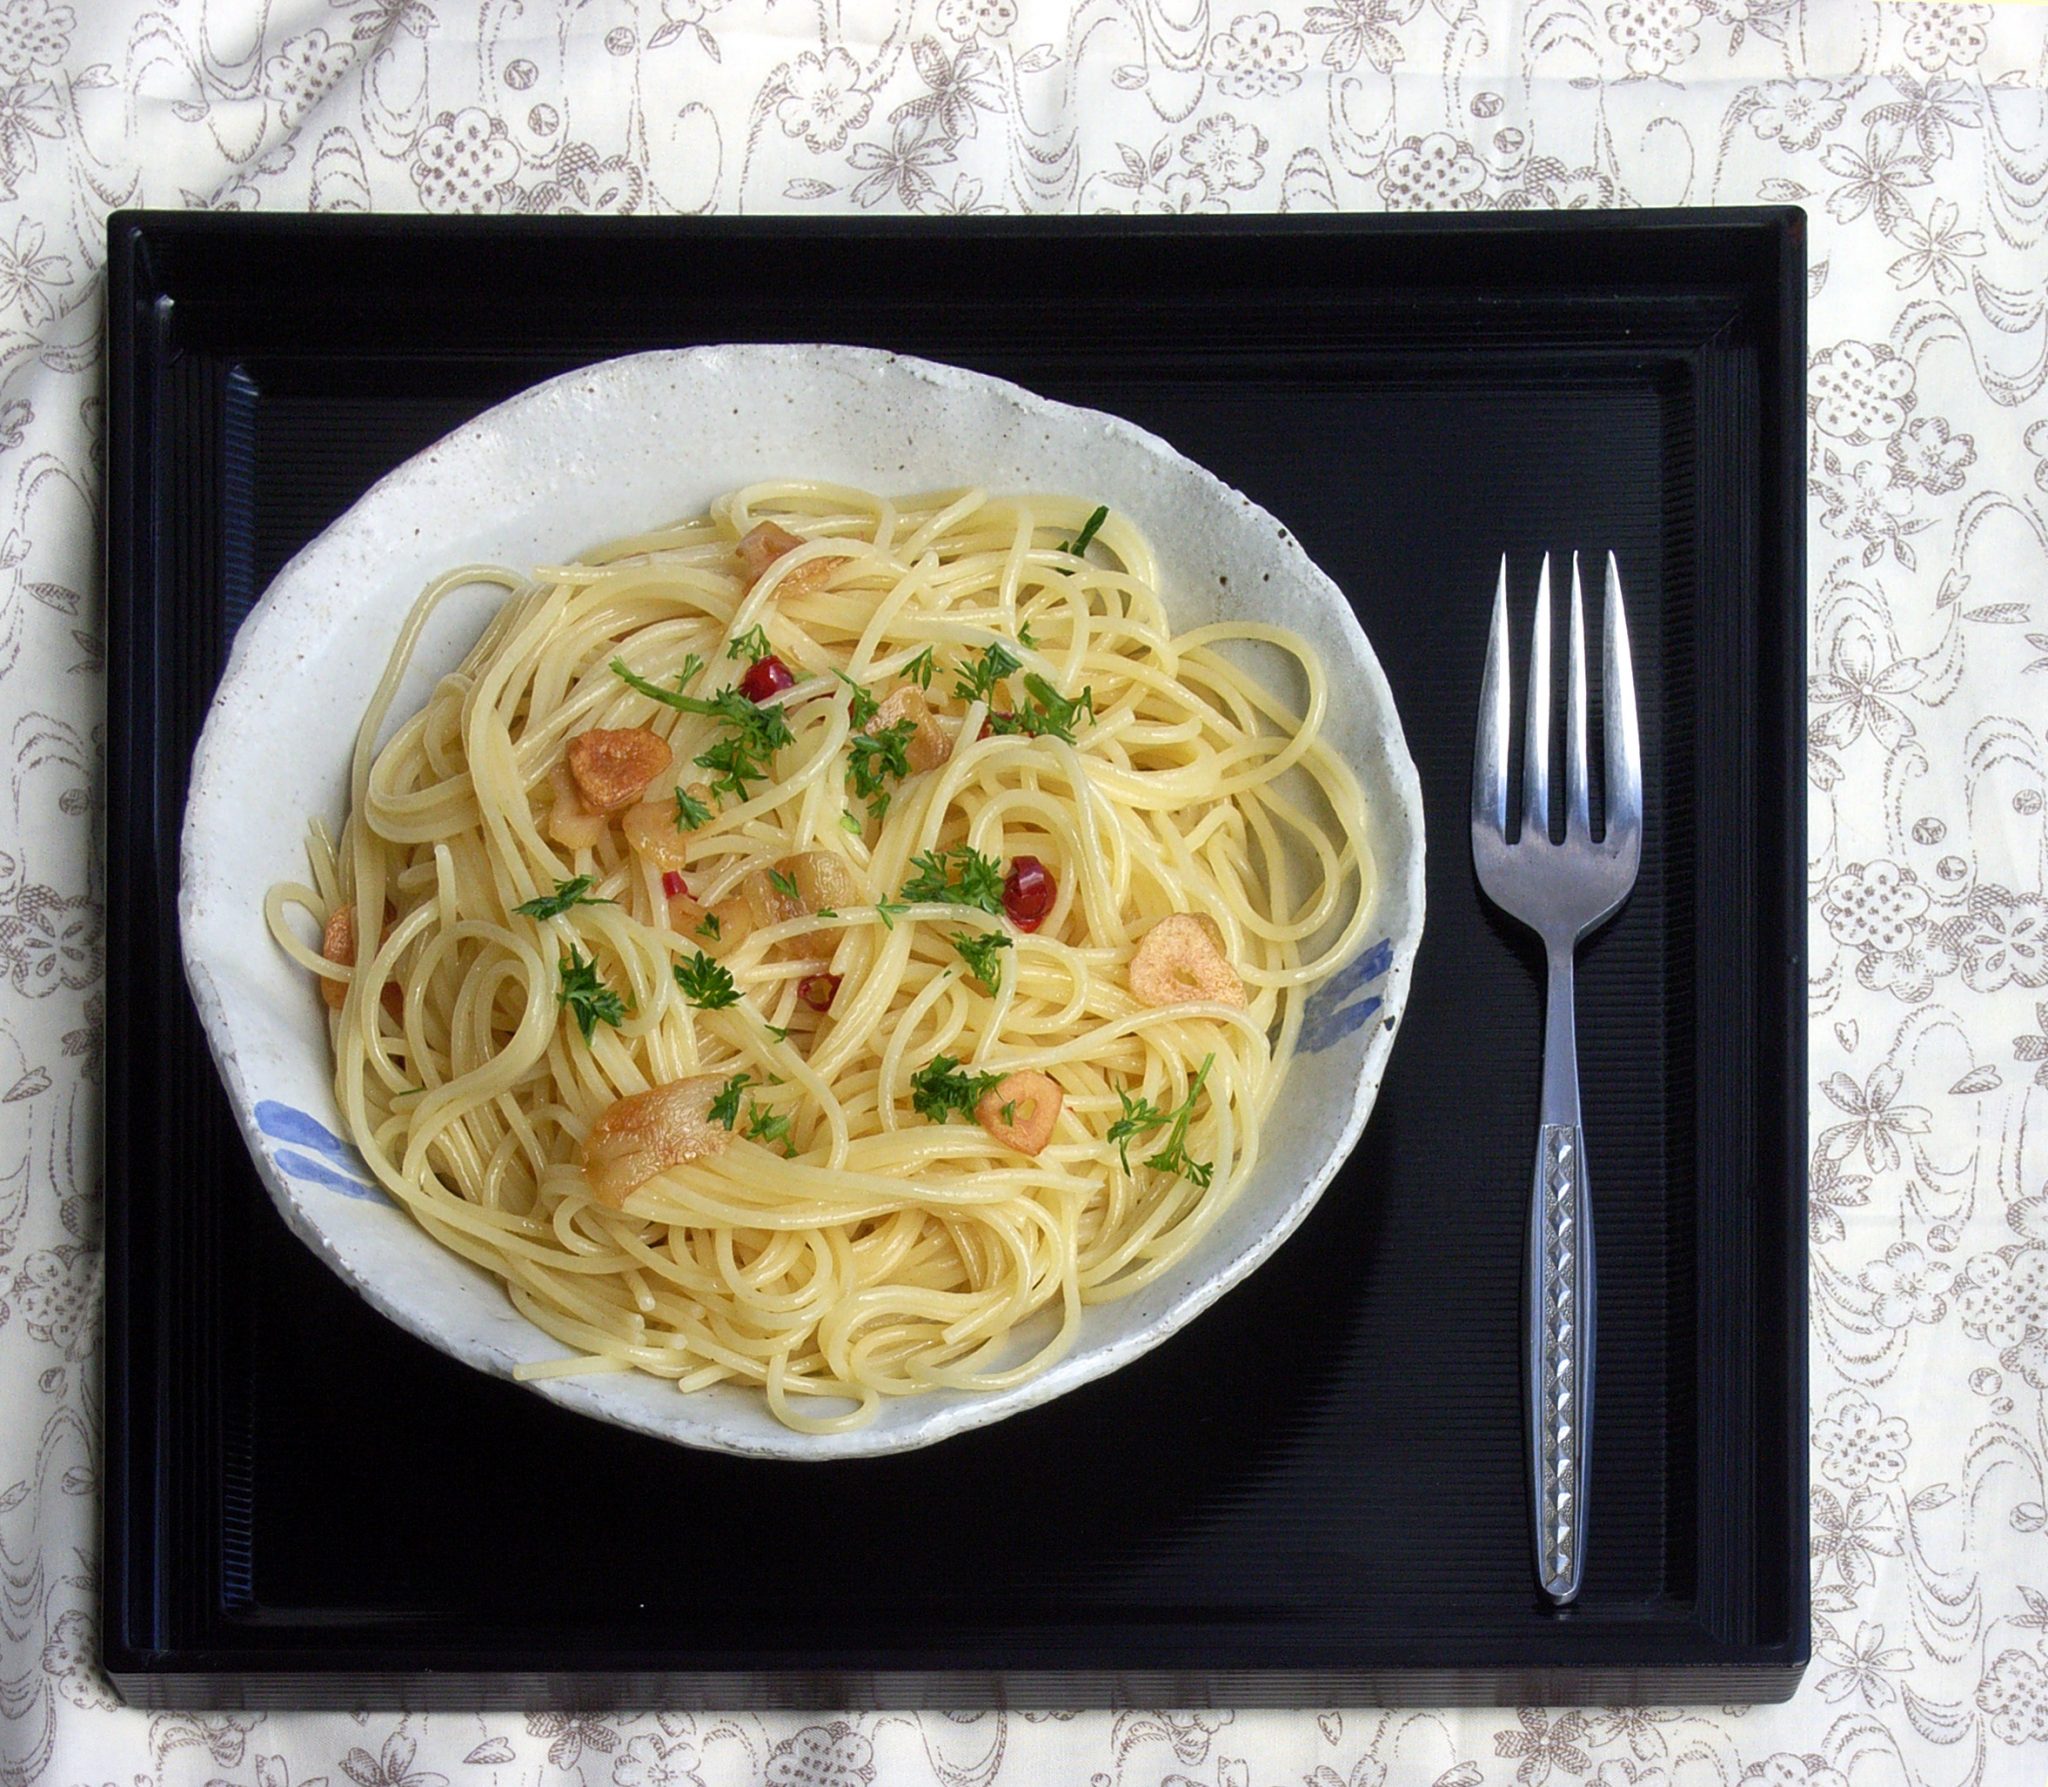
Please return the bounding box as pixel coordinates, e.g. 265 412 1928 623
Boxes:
264 485 1375 1433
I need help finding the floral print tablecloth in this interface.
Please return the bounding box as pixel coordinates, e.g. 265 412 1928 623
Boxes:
3 0 2048 1781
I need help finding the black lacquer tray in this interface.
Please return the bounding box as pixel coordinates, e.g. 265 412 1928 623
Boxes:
104 211 1808 1709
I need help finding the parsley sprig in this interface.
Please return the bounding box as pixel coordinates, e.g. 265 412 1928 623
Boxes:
848 718 916 822
834 669 880 730
837 667 928 821
706 1073 793 1151
610 656 702 710
673 950 739 1010
1105 1054 1216 1186
910 1054 1002 1124
709 1072 752 1129
901 845 1005 915
609 657 793 802
952 641 1022 707
513 876 615 920
744 1099 794 1153
692 706 794 802
986 673 1097 745
728 624 773 665
673 786 713 831
557 948 628 1042
1058 504 1110 558
949 929 1011 995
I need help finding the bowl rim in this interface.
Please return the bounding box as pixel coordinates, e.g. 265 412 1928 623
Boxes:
178 342 1428 1459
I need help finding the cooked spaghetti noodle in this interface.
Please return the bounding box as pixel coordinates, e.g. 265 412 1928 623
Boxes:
265 485 1374 1432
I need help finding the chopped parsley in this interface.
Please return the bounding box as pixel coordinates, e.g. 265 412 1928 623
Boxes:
874 899 909 930
767 867 801 904
910 1054 1002 1124
949 929 1011 995
834 669 880 730
557 948 628 1043
901 845 1005 915
986 674 1096 745
709 1072 752 1130
673 786 714 831
744 1099 794 1152
839 811 864 836
695 912 722 941
848 717 916 821
1017 621 1038 649
1059 504 1110 558
610 655 701 710
903 646 937 690
513 876 615 920
673 950 739 1010
609 657 793 801
1105 1054 1216 1186
728 623 774 665
952 641 1022 708
692 706 793 802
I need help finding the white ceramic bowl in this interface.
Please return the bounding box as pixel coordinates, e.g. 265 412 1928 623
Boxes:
180 345 1426 1460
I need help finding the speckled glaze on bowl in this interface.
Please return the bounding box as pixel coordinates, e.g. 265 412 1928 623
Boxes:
179 345 1426 1460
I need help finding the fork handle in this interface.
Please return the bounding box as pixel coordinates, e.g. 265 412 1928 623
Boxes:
1528 947 1594 1606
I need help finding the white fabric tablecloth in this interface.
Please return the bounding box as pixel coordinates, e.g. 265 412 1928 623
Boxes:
4 0 2047 1779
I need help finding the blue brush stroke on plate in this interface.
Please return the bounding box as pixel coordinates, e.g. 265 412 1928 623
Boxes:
1300 994 1383 1056
255 1100 388 1203
270 1148 384 1201
1299 936 1394 1056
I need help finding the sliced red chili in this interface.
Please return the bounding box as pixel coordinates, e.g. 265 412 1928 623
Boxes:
1002 856 1056 932
739 655 796 703
797 972 840 1012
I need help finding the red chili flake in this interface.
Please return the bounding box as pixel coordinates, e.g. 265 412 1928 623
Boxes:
1002 856 1056 932
661 870 688 900
739 655 796 702
798 972 840 1012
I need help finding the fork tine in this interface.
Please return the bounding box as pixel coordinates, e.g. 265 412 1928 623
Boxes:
1603 552 1642 842
1564 553 1590 838
1523 554 1551 843
1473 555 1511 838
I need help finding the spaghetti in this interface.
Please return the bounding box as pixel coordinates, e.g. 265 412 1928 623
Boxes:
265 485 1375 1432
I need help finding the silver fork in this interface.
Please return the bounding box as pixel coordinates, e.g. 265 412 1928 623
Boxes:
1471 551 1643 1607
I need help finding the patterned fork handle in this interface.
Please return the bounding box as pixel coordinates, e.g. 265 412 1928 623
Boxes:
1475 552 1638 1606
1528 945 1594 1606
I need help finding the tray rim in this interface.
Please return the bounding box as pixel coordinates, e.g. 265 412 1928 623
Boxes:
102 206 1809 1708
